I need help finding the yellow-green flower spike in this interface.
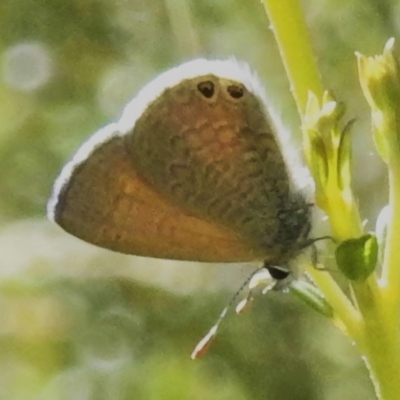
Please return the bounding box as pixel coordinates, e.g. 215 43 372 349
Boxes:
357 38 400 164
303 91 361 240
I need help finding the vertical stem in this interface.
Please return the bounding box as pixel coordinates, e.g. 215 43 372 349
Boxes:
261 1 400 399
304 266 362 340
352 279 400 399
262 0 364 236
381 162 400 313
261 0 323 115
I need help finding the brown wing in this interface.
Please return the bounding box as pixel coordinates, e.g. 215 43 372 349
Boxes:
50 133 264 262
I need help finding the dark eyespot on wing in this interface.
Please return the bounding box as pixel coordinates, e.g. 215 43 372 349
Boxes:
227 84 245 99
197 81 215 98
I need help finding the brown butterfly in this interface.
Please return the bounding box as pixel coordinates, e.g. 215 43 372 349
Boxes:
47 59 312 267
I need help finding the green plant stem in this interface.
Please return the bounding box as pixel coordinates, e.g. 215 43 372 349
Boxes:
304 265 362 339
381 162 400 313
262 0 363 240
262 0 400 399
321 183 363 241
352 278 400 399
261 0 362 330
261 0 323 115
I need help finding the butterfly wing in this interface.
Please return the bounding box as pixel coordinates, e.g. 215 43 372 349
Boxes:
48 124 263 262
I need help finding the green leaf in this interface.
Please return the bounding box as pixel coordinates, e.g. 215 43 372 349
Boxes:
335 234 378 281
336 120 355 190
304 129 329 189
290 280 334 318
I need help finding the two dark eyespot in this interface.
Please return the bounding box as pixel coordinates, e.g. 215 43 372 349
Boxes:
197 81 245 99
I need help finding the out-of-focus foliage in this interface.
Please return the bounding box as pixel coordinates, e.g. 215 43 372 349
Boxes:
0 0 395 398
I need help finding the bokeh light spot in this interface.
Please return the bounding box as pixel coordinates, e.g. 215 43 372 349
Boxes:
2 42 53 91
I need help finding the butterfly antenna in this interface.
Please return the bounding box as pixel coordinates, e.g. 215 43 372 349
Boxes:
191 266 264 359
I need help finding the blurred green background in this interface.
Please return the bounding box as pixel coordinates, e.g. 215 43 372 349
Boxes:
0 0 395 398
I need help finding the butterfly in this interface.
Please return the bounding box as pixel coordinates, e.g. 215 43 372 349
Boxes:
47 59 312 268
